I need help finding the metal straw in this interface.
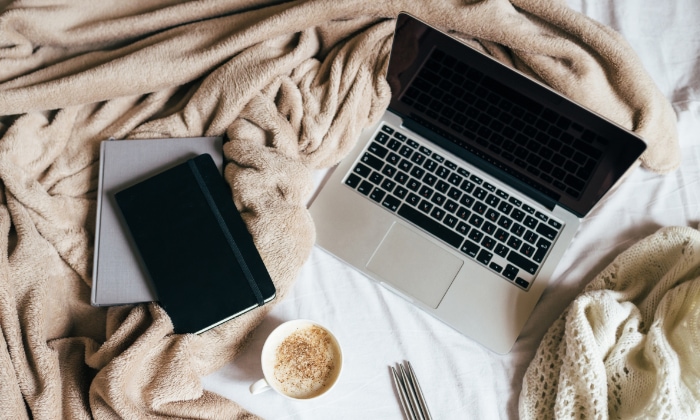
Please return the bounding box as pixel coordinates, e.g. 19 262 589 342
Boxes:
390 361 432 420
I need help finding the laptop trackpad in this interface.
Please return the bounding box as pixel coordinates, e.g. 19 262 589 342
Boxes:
366 223 463 309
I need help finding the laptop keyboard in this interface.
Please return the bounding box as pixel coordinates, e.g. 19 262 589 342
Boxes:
343 123 563 290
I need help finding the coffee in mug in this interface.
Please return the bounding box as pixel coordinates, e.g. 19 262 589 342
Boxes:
250 319 343 399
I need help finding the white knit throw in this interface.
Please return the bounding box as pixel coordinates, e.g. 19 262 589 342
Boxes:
520 226 700 419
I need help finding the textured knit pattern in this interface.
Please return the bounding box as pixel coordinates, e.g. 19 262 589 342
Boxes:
0 0 680 418
520 226 700 420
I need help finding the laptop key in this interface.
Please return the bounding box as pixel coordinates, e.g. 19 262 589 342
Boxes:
368 142 389 158
507 236 523 250
511 208 525 222
535 211 548 222
387 152 401 165
448 173 463 186
431 193 446 206
423 159 438 172
485 209 499 222
394 186 408 199
497 215 512 229
357 180 373 195
381 179 396 192
397 204 464 248
456 207 471 220
477 249 493 265
410 166 426 179
524 230 538 243
548 219 563 229
430 207 445 221
436 166 450 179
369 188 385 203
506 251 538 275
460 195 474 208
361 153 384 170
520 243 535 258
485 194 500 207
515 278 530 289
468 214 484 228
533 246 548 263
406 193 420 206
394 171 409 184
423 173 437 186
353 163 372 177
399 145 413 158
419 185 433 199
382 195 401 212
381 165 397 178
345 173 361 188
398 159 412 172
411 153 426 165
460 240 479 258
533 237 551 263
375 132 390 144
510 223 525 237
473 202 487 215
468 229 484 242
369 172 384 184
447 187 462 200
494 244 509 257
494 228 509 242
388 139 402 151
435 180 450 193
503 264 518 280
508 196 522 207
524 215 538 228
481 236 496 250
482 221 496 235
456 222 470 235
418 200 433 213
536 223 558 240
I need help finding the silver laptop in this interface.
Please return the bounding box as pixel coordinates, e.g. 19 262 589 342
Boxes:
309 13 646 353
91 136 223 306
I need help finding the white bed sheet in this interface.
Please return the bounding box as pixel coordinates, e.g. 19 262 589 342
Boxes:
203 1 700 418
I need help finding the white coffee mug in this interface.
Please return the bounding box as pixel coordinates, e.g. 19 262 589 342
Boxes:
249 319 343 400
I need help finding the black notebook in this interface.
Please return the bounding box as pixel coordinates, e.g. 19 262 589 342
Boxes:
114 153 276 334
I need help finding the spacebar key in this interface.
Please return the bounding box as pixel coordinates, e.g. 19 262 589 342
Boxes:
397 204 463 248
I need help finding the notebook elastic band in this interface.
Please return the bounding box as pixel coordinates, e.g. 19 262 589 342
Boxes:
188 160 265 306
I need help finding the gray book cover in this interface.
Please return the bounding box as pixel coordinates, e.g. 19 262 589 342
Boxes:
91 136 223 306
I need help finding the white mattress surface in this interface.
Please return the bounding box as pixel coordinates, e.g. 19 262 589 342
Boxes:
203 1 700 418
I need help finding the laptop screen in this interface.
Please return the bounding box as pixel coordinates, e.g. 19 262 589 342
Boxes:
385 13 646 218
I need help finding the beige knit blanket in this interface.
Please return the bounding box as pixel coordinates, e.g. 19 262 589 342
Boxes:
520 226 700 419
0 0 680 418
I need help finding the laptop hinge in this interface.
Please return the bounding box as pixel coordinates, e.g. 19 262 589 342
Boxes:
402 117 558 211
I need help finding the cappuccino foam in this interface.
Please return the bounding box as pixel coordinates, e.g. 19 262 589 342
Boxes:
272 325 338 399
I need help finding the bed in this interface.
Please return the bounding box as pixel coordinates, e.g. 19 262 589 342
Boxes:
0 0 697 418
201 1 700 419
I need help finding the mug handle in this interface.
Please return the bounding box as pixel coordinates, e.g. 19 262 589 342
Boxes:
249 378 272 395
